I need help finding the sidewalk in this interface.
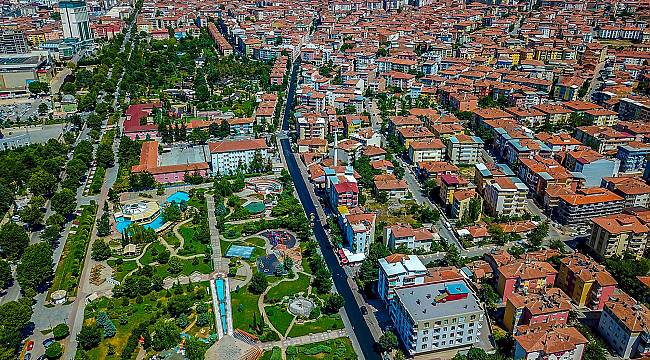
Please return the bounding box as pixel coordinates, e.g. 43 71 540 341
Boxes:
260 329 348 350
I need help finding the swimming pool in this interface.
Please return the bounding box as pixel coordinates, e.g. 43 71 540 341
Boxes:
215 278 228 332
115 213 165 234
167 191 190 204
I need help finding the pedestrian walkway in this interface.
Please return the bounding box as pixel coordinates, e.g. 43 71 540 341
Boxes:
259 329 348 350
207 195 228 273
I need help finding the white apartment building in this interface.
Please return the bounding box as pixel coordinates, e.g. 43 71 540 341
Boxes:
597 293 650 359
484 176 529 216
408 138 446 164
340 212 376 256
447 134 484 165
390 280 486 355
209 139 268 176
377 254 427 302
384 223 439 251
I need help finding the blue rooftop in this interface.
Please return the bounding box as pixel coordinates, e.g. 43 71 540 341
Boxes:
445 282 470 295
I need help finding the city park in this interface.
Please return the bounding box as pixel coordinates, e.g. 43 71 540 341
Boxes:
67 173 353 359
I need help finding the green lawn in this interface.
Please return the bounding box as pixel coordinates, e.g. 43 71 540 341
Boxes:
265 273 310 303
260 347 283 360
287 315 344 338
178 224 210 256
107 260 138 282
265 305 294 336
153 257 212 278
222 224 243 239
231 286 261 333
139 242 166 266
287 338 357 360
163 232 181 248
245 236 266 247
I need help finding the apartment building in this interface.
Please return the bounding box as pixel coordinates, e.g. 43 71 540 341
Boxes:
556 187 625 226
408 138 446 164
390 280 486 355
514 326 587 360
574 126 634 154
209 139 268 176
616 142 650 173
556 253 618 310
497 260 558 304
503 288 572 332
601 177 650 208
598 293 650 358
563 148 620 187
384 223 439 251
377 254 428 302
447 134 484 165
340 211 376 256
483 177 529 217
589 212 650 259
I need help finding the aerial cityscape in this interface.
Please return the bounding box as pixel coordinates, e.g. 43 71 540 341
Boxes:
0 0 649 359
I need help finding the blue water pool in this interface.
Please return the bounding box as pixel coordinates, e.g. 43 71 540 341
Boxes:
215 278 228 332
115 213 166 234
167 191 190 204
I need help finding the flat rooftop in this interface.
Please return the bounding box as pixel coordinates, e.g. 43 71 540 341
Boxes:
394 280 483 321
159 144 209 166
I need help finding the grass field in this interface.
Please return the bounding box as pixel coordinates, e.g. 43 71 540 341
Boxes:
287 315 344 338
230 286 261 333
106 260 138 282
287 338 357 360
265 273 310 303
265 305 294 336
178 224 210 256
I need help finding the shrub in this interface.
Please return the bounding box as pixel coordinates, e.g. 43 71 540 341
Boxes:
52 323 70 340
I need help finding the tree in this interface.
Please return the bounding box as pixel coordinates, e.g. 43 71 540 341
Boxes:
0 260 10 289
377 331 398 353
167 256 183 275
443 243 462 267
527 220 549 249
28 169 57 197
28 81 49 95
44 342 62 359
185 338 208 360
468 197 482 222
0 223 29 260
95 143 115 168
91 240 111 261
323 294 344 314
478 282 500 310
162 203 181 223
20 204 44 229
51 189 76 216
196 313 209 327
52 323 70 340
176 313 189 329
96 311 116 338
249 272 268 295
583 339 608 360
76 324 101 350
151 321 180 351
0 184 14 214
377 191 388 204
16 242 53 290
96 212 110 237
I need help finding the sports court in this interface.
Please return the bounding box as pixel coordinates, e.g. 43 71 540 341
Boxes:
224 245 255 259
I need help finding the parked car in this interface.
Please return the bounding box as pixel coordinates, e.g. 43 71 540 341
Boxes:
25 340 34 351
23 353 31 360
360 306 368 315
42 338 55 348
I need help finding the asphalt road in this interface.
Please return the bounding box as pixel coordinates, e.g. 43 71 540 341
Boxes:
281 61 379 360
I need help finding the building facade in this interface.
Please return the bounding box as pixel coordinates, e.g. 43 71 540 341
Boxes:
60 0 93 43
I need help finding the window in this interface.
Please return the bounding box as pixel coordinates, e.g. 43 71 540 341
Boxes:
467 337 472 342
422 344 427 349
469 322 475 327
444 319 449 325
452 318 457 324
423 330 428 335
424 322 430 328
442 341 446 346
433 335 439 340
468 329 473 334
422 337 428 342
442 334 446 339
435 321 441 326
434 328 440 333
